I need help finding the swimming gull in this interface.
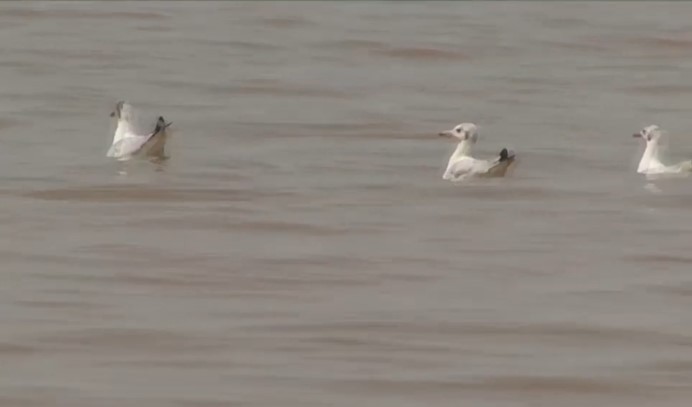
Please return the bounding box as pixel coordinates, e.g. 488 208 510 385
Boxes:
107 101 172 161
633 125 692 177
438 122 515 181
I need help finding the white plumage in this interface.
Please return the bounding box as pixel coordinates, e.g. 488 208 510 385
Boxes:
633 125 692 177
107 101 171 161
438 122 515 181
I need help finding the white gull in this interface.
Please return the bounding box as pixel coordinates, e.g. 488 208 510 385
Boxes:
633 124 692 177
107 101 172 161
438 122 515 181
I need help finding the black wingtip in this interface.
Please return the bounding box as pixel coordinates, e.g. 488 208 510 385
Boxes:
154 116 173 134
499 148 515 162
157 116 172 129
153 116 164 134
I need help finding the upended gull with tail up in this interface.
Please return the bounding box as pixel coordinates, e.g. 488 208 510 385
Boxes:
438 122 516 181
633 125 692 177
107 101 172 161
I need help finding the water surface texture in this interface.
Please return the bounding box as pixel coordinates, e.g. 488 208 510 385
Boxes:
2 2 692 406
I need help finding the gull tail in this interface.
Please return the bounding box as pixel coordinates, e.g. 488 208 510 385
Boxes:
139 116 172 158
482 148 517 178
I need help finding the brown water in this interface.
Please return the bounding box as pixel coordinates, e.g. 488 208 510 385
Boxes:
2 1 692 406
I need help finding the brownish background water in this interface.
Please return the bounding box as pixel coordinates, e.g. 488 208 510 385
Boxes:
2 2 692 406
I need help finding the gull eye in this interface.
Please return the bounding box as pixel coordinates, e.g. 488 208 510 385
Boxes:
456 128 462 133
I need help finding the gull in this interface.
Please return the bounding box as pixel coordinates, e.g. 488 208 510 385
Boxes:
438 122 515 181
633 125 692 177
107 101 172 161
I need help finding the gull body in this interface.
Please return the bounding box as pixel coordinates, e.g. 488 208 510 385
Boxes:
633 125 692 176
107 101 172 161
438 122 515 181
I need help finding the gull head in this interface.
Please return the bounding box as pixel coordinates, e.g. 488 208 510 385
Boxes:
109 101 135 122
633 124 663 144
438 122 479 143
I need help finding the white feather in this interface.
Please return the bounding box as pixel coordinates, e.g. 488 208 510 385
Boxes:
634 125 692 178
439 122 515 181
107 102 170 161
